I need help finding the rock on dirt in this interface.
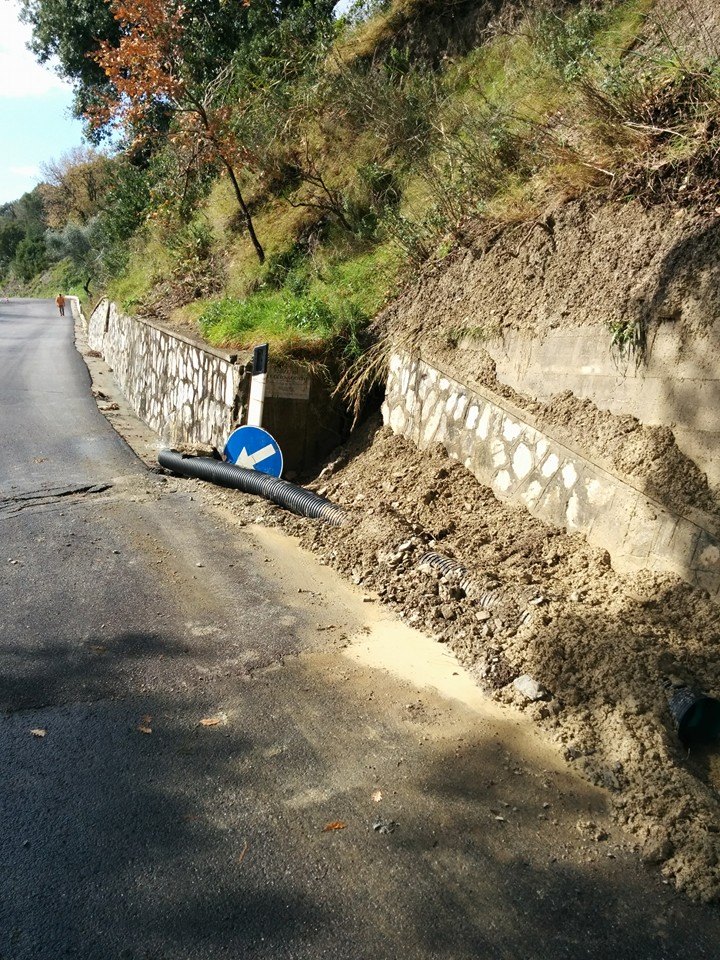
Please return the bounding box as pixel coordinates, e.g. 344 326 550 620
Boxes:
513 675 548 702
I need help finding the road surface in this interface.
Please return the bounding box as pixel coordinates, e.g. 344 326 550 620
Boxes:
1 298 719 959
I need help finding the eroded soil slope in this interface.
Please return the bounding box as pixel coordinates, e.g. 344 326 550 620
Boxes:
384 200 720 344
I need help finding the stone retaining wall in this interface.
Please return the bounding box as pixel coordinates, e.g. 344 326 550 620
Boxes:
480 321 720 486
383 350 720 598
84 299 348 470
87 298 245 450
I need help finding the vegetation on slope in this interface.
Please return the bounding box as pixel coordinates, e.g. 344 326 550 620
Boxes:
2 0 718 374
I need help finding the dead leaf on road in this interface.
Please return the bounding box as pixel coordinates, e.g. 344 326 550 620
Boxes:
90 645 107 654
323 821 348 832
199 717 223 727
237 841 249 865
137 726 152 735
30 729 46 738
141 715 152 724
372 790 383 803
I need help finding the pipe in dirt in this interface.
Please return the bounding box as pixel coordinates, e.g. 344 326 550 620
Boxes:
419 552 474 595
418 551 545 625
158 450 343 526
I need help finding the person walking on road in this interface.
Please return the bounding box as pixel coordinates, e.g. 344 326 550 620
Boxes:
55 293 66 317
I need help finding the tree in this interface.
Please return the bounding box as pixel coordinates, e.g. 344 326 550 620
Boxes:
12 189 48 240
0 222 24 271
40 148 113 228
90 0 267 263
18 0 120 118
12 237 48 282
20 0 330 114
45 219 103 295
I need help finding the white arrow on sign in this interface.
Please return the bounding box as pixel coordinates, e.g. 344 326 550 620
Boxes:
235 444 277 470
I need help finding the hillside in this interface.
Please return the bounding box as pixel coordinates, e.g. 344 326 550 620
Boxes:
4 0 719 384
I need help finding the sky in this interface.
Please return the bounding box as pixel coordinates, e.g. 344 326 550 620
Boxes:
0 2 87 205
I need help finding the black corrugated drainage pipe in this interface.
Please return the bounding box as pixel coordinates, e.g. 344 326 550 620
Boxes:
158 450 343 526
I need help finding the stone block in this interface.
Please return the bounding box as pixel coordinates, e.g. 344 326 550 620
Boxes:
390 405 406 435
490 437 508 469
622 498 664 561
512 442 534 481
493 470 513 495
454 395 469 421
502 416 523 443
692 530 720 574
566 488 592 533
589 487 638 555
520 478 545 510
476 405 491 441
668 519 706 569
534 474 570 527
561 461 578 489
540 452 560 479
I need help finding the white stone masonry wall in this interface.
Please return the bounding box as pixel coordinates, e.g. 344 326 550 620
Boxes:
383 350 720 598
88 299 244 450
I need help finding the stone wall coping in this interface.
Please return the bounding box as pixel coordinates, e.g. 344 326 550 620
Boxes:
404 346 720 540
92 297 252 366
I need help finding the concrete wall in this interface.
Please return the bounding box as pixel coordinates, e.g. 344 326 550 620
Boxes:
476 321 720 486
383 350 720 598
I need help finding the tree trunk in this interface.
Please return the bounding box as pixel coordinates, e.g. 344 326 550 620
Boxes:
223 160 265 264
83 276 92 297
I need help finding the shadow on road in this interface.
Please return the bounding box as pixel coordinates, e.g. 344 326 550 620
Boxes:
2 630 720 960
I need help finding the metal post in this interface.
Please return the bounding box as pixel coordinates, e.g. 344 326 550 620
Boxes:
247 343 269 427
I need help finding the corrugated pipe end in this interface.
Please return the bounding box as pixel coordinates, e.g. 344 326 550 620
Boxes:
158 450 344 526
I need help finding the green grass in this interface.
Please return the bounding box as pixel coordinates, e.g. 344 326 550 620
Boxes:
199 241 401 352
106 232 174 313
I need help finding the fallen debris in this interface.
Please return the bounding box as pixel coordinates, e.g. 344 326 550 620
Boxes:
213 417 720 902
373 819 398 835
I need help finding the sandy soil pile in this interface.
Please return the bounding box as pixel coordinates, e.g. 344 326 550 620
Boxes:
212 417 720 902
531 393 720 518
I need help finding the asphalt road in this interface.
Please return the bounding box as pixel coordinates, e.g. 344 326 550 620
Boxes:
2 298 720 960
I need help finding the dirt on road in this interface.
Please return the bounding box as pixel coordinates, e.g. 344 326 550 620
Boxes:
207 416 720 904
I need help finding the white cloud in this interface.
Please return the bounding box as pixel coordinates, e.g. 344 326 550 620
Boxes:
0 3 70 98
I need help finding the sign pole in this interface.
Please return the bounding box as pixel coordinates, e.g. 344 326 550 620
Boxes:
247 343 268 428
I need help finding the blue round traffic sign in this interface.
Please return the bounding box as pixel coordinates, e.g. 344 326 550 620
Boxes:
224 425 283 477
